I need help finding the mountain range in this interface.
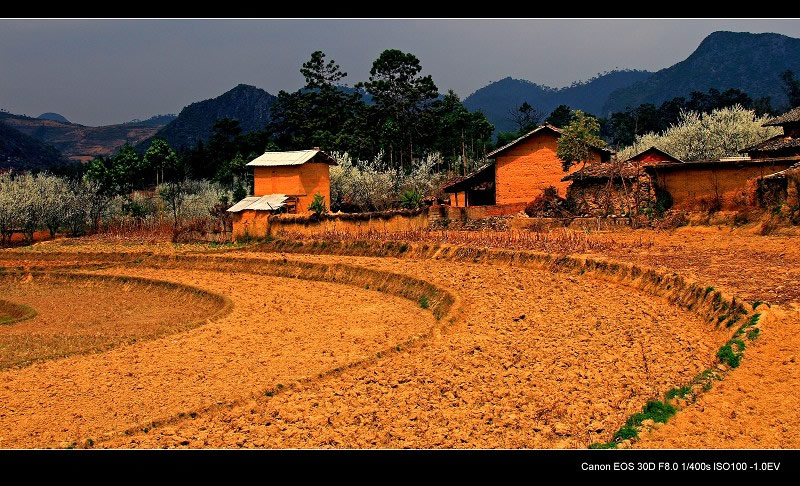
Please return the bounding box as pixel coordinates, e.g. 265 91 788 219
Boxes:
462 70 653 133
600 31 800 115
146 84 277 151
4 30 800 170
0 120 67 171
0 112 165 163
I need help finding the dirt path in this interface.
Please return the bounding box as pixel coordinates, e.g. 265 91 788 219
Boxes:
0 269 433 448
103 254 726 448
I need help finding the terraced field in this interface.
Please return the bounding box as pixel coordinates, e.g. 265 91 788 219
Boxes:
0 227 795 449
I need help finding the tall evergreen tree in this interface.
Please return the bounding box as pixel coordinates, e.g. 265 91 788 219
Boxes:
357 49 439 169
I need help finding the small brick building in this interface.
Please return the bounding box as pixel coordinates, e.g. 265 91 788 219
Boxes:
227 149 337 238
442 125 612 212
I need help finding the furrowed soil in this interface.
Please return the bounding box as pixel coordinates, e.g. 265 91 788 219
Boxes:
100 254 725 449
1 224 799 449
0 268 435 448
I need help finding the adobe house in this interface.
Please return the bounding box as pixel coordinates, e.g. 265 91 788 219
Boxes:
227 149 337 238
562 147 663 215
644 152 798 211
743 106 800 159
442 125 613 212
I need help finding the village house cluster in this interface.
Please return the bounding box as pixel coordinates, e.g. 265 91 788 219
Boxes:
228 107 800 238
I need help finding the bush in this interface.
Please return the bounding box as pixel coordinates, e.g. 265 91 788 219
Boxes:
308 193 328 216
524 186 572 217
329 151 449 212
399 190 423 209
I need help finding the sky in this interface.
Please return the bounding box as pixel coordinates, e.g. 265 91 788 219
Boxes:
2 18 800 127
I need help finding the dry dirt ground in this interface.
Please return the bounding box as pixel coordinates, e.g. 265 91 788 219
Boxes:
0 267 434 448
63 254 727 448
0 273 223 370
0 225 798 448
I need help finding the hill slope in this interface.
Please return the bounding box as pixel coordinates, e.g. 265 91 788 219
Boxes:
0 113 166 163
0 121 67 171
149 84 277 150
602 31 800 115
463 70 653 133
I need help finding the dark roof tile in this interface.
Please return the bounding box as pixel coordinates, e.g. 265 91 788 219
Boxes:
764 106 800 126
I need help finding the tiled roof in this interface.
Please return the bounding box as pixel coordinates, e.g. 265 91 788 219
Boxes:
742 135 800 153
644 156 800 171
625 146 683 164
764 161 800 179
763 106 800 127
441 163 494 192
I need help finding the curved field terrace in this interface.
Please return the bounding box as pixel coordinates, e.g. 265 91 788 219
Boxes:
0 241 740 449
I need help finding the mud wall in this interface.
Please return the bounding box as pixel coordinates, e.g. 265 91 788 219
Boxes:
233 210 429 239
652 162 794 211
253 162 331 213
495 131 603 204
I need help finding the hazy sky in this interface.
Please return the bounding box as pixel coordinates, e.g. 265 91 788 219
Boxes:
3 18 800 126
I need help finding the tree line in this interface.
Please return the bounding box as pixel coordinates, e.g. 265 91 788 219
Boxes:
500 69 800 151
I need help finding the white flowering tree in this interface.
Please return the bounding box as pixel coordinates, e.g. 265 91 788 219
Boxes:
330 151 447 212
618 105 780 161
0 172 18 245
39 174 71 238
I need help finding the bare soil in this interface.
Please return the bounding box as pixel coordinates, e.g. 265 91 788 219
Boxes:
101 254 725 449
2 225 800 449
0 273 222 370
0 268 434 448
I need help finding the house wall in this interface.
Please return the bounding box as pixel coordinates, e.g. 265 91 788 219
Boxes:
449 191 467 207
494 131 603 204
652 162 794 210
253 162 331 213
231 210 270 239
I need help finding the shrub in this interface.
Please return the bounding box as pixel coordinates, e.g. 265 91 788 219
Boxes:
399 190 423 209
716 344 741 368
308 193 328 216
524 186 572 217
329 151 448 212
419 295 430 309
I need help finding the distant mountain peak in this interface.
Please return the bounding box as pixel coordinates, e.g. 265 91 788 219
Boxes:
144 84 278 151
602 31 800 115
37 112 70 124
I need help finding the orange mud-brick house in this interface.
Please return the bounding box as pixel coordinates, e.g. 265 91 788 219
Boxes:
639 140 799 211
442 124 613 213
227 149 337 238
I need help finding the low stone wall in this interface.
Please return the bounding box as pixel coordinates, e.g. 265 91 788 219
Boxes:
438 203 527 221
509 216 632 232
567 178 653 216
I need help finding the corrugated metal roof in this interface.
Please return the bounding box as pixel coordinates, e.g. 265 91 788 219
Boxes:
227 194 288 212
226 196 260 212
246 150 337 167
